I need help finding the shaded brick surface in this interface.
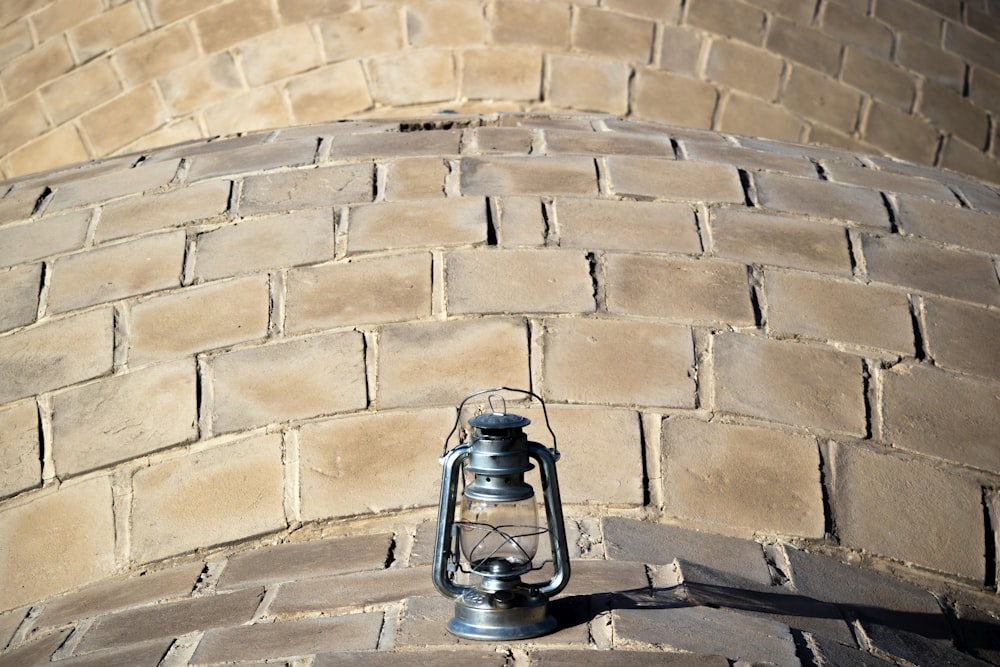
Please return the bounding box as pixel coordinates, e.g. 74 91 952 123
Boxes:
271 566 432 614
554 198 700 253
923 297 1000 380
607 156 744 203
460 157 598 195
0 400 38 499
0 263 39 333
239 164 373 215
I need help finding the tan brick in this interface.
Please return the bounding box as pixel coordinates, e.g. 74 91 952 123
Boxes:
555 198 701 253
4 124 90 184
319 6 404 61
0 399 39 499
79 84 169 156
862 99 940 165
286 253 431 332
331 128 461 159
0 476 115 610
406 0 485 47
547 54 629 114
158 52 244 116
367 50 456 106
145 0 201 25
686 0 766 44
382 157 447 200
212 331 366 432
607 156 744 203
898 196 1000 254
96 180 230 242
543 318 694 407
130 435 284 562
820 162 955 200
0 19 32 64
203 86 293 136
895 34 964 92
52 361 197 476
920 79 990 148
861 234 1000 306
299 408 452 519
193 0 278 53
471 126 534 155
238 23 323 86
240 163 373 214
658 25 703 76
347 197 485 252
713 333 865 435
460 156 597 195
940 136 1000 185
573 7 655 62
69 2 146 62
278 0 355 23
287 60 373 123
706 39 783 101
377 318 529 408
0 211 90 268
0 91 50 156
923 297 1000 381
30 0 99 42
632 69 718 128
0 308 113 404
781 67 862 134
47 158 180 212
754 171 890 228
130 276 270 365
496 195 545 246
492 0 570 48
828 440 983 579
821 2 893 57
842 48 915 111
461 48 541 101
196 209 332 281
113 24 198 87
544 128 674 156
765 16 841 76
681 140 817 177
0 263 40 332
606 254 754 325
720 93 804 142
40 59 121 125
1 37 73 100
944 21 1000 73
875 0 943 44
47 231 185 314
189 137 317 182
662 418 823 537
766 270 913 355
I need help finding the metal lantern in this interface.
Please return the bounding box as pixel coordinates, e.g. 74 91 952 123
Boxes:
432 388 571 641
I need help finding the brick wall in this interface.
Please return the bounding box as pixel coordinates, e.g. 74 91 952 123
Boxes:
0 0 999 182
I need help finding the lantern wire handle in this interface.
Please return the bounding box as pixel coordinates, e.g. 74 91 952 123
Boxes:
441 387 558 459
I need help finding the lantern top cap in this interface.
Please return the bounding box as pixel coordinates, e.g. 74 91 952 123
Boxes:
468 411 531 430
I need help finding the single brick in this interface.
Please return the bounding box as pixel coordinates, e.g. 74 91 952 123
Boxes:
31 0 100 42
0 629 70 666
605 254 755 325
862 100 940 165
543 128 674 157
40 58 122 126
658 25 704 76
193 0 277 52
781 67 863 134
286 253 431 332
944 21 1000 73
0 183 44 225
202 87 293 137
607 156 744 203
718 92 805 143
4 125 91 180
158 52 244 117
287 60 373 123
347 198 486 252
923 297 1000 381
195 209 333 281
377 318 529 408
96 180 231 242
0 308 113 404
497 196 545 246
0 210 90 268
79 84 170 156
0 95 51 157
0 263 40 332
754 171 890 228
842 48 915 111
861 234 1000 306
0 19 32 64
0 476 115 610
681 142 815 177
685 0 766 44
765 270 913 355
239 163 373 215
895 34 964 92
821 2 893 57
190 138 317 182
631 69 718 128
211 331 366 432
1 36 73 99
819 162 956 200
492 0 570 48
883 362 1000 474
382 157 448 200
573 7 655 62
920 79 990 148
542 318 695 407
713 333 865 435
555 198 701 253
68 1 146 62
706 38 783 100
47 158 179 212
129 275 270 365
939 136 1000 186
446 248 595 315
898 196 1000 254
827 440 984 579
113 23 199 87
319 6 404 61
0 399 39 499
460 157 597 196
661 418 823 537
0 607 27 650
367 50 457 106
238 24 323 86
547 54 629 115
299 408 452 519
52 360 197 477
461 48 541 101
874 0 943 44
406 0 485 48
330 129 461 159
969 68 1000 115
271 567 431 614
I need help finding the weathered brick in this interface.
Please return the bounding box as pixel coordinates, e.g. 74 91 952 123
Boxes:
47 231 185 314
822 2 893 57
382 157 448 200
944 21 1000 72
861 233 1000 305
875 0 943 44
69 2 146 62
3 123 90 182
923 297 1000 381
0 399 39 499
607 156 744 203
0 263 39 332
765 16 841 76
76 587 264 652
0 308 113 404
555 198 701 253
940 136 1000 185
496 195 544 245
0 94 50 157
31 0 101 42
827 440 983 579
898 196 1000 254
367 50 457 106
202 86 292 137
446 248 594 315
713 333 865 435
406 0 485 47
313 649 508 666
319 6 403 61
271 567 430 614
287 60 373 123
299 409 451 519
754 171 890 228
686 0 766 44
547 54 629 115
1 37 73 100
211 331 366 432
820 162 956 200
96 181 230 242
0 607 26 649
79 84 170 156
603 0 682 20
460 156 597 196
40 59 121 126
192 139 317 183
461 48 540 101
0 20 32 64
0 629 70 666
718 92 804 143
706 38 783 100
631 69 718 127
895 34 964 92
195 209 332 281
681 141 815 177
658 25 703 76
331 128 461 159
0 476 115 610
377 318 528 408
842 48 915 111
158 52 243 116
534 649 727 667
286 253 431 332
347 198 485 252
238 23 323 86
112 24 198 88
765 270 913 355
605 254 754 325
573 7 655 62
239 163 373 214
543 128 674 157
969 68 1000 116
781 67 862 134
542 318 694 407
47 161 179 215
921 80 990 148
863 100 940 165
129 276 270 365
492 0 570 48
193 0 277 52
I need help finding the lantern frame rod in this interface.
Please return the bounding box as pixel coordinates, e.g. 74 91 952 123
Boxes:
441 387 558 458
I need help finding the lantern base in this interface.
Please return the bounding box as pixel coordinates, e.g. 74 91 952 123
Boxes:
447 586 556 641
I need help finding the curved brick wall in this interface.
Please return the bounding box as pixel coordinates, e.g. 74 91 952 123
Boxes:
1 114 999 664
1 0 1000 182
